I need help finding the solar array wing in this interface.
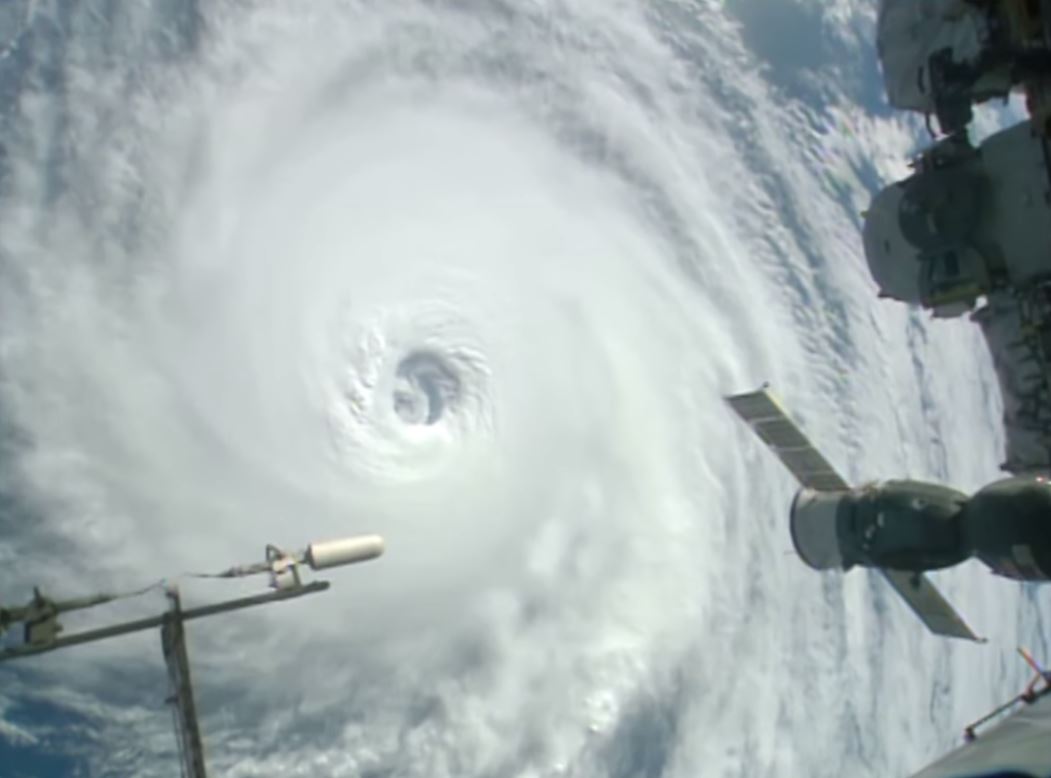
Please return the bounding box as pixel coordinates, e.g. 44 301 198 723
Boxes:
725 387 849 492
880 568 983 642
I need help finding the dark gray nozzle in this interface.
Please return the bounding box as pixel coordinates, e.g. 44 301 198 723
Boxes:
789 488 846 570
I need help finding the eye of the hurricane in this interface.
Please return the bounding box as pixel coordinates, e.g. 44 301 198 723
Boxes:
393 351 462 426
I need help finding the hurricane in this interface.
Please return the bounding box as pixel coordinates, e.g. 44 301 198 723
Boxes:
0 2 1042 776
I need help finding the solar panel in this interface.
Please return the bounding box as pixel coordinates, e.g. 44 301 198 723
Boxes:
881 568 983 642
725 388 849 491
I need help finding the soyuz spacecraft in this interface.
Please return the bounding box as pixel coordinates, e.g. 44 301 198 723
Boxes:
726 386 1051 642
724 385 1051 771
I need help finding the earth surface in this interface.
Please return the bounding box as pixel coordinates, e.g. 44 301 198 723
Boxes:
0 1 1048 776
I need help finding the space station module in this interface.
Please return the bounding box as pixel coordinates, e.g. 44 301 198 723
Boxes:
866 0 1051 473
877 0 1050 133
908 690 1051 778
878 0 1014 133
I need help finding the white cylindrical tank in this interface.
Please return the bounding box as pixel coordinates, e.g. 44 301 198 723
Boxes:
305 535 385 570
789 488 846 571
